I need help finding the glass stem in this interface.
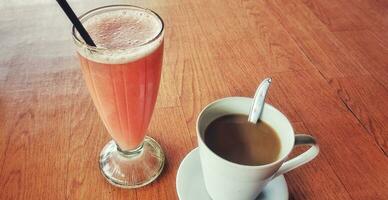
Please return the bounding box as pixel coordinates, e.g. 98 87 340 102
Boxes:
116 142 144 158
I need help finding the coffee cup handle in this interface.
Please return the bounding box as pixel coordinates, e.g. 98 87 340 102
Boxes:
274 134 319 177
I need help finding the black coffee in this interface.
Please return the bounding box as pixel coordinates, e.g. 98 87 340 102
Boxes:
204 114 281 166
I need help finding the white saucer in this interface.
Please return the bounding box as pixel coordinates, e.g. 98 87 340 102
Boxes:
176 148 289 200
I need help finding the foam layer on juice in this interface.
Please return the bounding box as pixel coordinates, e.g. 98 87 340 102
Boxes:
75 8 163 64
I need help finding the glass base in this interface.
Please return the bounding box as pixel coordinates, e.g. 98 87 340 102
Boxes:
99 136 165 188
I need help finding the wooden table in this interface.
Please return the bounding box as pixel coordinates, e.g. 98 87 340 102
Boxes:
1 0 387 199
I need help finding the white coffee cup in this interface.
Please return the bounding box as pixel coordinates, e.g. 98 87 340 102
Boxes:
196 97 319 200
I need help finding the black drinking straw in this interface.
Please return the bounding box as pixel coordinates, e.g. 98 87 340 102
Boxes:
56 0 96 46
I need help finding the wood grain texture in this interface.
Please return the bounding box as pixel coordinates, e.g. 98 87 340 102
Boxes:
1 0 387 199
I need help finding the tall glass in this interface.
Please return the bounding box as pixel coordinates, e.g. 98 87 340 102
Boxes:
72 5 165 188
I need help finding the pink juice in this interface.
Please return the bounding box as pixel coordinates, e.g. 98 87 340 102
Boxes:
75 9 164 150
